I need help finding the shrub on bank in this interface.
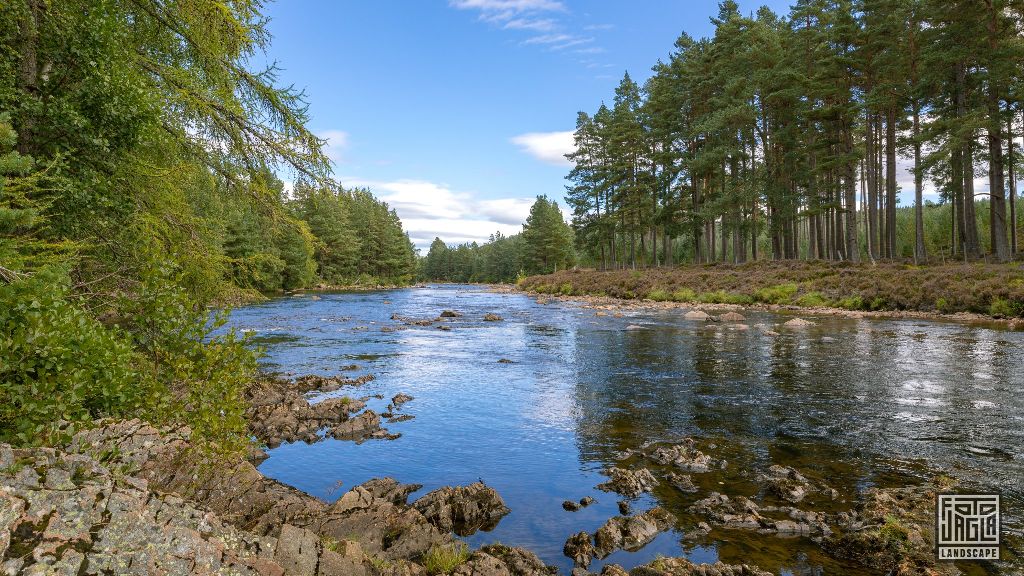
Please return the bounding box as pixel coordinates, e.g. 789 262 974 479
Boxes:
519 261 1024 317
0 265 256 452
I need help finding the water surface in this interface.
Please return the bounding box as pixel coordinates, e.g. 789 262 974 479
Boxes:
226 284 1024 574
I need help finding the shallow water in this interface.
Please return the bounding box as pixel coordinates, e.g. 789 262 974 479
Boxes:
225 284 1024 574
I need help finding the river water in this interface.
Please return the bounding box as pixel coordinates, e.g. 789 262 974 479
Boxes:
225 284 1023 574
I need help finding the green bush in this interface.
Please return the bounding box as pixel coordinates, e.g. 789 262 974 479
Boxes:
671 288 697 302
0 264 257 454
422 542 470 575
754 283 799 304
795 291 829 307
0 270 144 446
989 298 1024 318
646 288 671 301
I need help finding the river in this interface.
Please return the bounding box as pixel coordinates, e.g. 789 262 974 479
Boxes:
225 284 1023 574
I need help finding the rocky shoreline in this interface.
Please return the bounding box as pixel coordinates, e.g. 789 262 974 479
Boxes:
498 285 1024 329
2 327 1019 574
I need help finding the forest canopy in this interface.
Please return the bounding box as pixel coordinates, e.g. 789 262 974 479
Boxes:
565 0 1024 269
0 0 414 449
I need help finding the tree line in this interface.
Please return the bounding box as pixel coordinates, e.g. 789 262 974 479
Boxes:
0 0 411 449
420 195 575 283
566 0 1024 269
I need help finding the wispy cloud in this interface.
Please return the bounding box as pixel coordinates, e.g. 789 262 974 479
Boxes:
337 177 534 248
510 131 575 167
451 0 610 64
449 0 566 23
318 129 350 166
503 17 557 31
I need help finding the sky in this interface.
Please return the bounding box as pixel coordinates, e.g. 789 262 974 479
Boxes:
259 0 799 250
260 1 1024 252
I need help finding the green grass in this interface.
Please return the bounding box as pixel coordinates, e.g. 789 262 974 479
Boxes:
422 542 470 575
646 288 672 301
754 283 799 304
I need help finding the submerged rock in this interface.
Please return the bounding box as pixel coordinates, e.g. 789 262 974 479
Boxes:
627 557 773 576
412 482 511 537
665 472 698 493
562 500 581 512
645 439 722 473
439 310 463 318
596 467 658 498
718 311 747 322
783 317 814 328
484 313 504 322
684 310 711 321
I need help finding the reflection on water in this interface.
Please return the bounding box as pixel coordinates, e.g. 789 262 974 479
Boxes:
225 285 1023 574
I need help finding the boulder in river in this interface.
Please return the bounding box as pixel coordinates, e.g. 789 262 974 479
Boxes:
665 471 698 493
684 310 711 321
783 317 814 328
563 531 596 568
593 507 677 558
483 313 504 322
412 482 511 536
596 467 657 498
440 310 463 318
645 439 722 473
719 311 747 322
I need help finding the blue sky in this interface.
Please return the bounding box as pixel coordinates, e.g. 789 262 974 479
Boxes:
259 0 792 249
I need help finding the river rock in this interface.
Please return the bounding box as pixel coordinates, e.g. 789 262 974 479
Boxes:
412 482 511 536
757 465 819 503
783 317 814 328
719 311 746 322
665 472 698 493
484 313 504 322
579 496 595 507
617 501 631 515
645 439 721 472
391 393 414 408
684 310 711 321
629 557 773 576
330 410 381 440
477 544 555 576
596 467 657 498
563 531 595 568
439 310 462 318
593 507 676 558
357 478 423 506
563 500 581 512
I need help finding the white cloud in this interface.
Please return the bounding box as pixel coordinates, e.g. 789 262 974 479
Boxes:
503 17 557 31
318 129 350 166
583 23 614 31
450 0 565 19
336 177 535 249
510 131 575 166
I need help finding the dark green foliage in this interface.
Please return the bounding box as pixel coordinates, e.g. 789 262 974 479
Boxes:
0 270 141 445
564 0 1024 268
420 196 573 283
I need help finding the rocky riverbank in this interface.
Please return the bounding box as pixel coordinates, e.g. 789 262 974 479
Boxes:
516 263 1024 327
2 365 1019 574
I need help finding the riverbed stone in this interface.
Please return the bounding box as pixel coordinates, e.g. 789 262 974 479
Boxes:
596 467 657 498
412 482 510 536
563 531 595 568
440 310 463 318
783 317 813 328
484 313 504 321
719 311 746 322
684 310 711 321
645 439 721 472
592 507 676 558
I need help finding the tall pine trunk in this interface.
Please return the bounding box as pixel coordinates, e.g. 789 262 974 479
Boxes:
913 107 926 263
